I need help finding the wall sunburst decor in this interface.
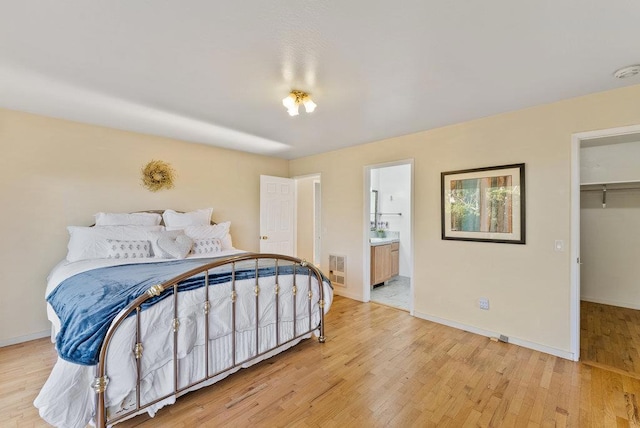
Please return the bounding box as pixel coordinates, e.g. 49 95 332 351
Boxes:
141 160 176 192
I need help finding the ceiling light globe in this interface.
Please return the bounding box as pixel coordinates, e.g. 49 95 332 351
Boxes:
303 99 317 113
287 106 300 116
282 95 297 109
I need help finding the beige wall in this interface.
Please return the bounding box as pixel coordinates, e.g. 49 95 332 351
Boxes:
0 108 288 345
290 84 640 358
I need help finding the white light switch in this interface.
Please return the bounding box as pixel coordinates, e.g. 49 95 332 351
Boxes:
554 240 564 252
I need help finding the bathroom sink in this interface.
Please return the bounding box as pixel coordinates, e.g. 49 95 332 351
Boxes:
370 237 398 244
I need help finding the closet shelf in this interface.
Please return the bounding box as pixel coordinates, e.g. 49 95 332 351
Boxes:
580 181 640 208
581 179 640 188
580 183 640 192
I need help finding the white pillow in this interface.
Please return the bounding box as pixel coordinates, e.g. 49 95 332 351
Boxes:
191 238 222 255
149 230 193 259
163 208 212 229
149 230 178 258
94 212 162 226
182 221 233 250
66 225 164 262
106 240 152 260
158 234 193 259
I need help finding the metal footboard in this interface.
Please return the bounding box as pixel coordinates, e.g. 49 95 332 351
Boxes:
92 253 327 427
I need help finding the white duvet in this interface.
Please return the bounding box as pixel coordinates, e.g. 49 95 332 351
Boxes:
35 251 333 428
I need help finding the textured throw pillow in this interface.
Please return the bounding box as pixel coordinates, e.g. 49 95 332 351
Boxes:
149 230 179 258
163 208 213 229
106 240 152 260
149 230 191 258
191 238 222 255
156 234 193 259
182 221 233 250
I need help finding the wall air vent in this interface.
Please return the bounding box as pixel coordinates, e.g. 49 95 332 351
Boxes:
328 254 346 287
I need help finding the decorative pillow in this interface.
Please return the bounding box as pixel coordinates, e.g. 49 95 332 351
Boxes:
94 212 162 226
182 221 233 250
149 230 179 258
191 238 222 255
154 233 193 259
66 225 164 262
163 208 213 229
106 240 152 260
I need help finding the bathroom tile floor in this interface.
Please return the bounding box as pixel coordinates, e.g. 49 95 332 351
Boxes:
371 275 410 311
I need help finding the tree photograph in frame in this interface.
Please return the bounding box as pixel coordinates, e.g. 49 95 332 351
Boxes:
441 163 525 244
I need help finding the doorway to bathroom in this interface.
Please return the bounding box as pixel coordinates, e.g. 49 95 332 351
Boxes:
364 160 413 313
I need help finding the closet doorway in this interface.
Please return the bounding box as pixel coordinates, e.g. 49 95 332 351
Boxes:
571 125 640 370
363 160 414 313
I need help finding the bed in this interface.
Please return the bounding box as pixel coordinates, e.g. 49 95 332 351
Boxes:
34 210 333 428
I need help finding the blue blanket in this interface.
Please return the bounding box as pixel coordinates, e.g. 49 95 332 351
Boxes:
47 258 329 366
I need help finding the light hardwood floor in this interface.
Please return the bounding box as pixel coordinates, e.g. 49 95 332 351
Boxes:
3 296 640 427
581 300 640 377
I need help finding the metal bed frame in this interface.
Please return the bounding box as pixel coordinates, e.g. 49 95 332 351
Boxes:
91 253 327 427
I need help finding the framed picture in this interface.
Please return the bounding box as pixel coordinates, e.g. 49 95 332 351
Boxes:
441 163 525 244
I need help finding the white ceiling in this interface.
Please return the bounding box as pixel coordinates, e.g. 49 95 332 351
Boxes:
1 1 639 159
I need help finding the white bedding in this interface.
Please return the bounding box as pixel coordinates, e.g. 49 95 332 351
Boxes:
35 252 333 428
44 249 247 339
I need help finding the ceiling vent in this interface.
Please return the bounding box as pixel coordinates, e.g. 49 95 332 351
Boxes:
613 65 640 79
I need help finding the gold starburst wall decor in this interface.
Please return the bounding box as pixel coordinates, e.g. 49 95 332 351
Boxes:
141 160 176 192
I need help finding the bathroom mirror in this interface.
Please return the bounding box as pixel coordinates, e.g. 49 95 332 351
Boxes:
370 189 379 229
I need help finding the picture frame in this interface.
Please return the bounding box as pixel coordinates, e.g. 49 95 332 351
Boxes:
441 163 525 244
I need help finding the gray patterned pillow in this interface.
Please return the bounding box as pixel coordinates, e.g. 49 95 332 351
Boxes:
191 238 222 255
106 239 152 259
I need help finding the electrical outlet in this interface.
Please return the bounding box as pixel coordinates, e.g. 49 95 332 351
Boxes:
479 298 490 310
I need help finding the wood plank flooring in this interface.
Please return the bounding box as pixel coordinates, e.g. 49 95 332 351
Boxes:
3 296 640 426
581 300 640 376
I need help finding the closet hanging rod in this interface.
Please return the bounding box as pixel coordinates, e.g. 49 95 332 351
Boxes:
580 184 640 208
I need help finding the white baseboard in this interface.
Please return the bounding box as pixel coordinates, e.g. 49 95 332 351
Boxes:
333 287 364 302
0 330 50 348
413 311 575 361
580 296 640 310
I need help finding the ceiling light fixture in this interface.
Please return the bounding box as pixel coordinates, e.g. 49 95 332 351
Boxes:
282 90 316 116
613 65 640 79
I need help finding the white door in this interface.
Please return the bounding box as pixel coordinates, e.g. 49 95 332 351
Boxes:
260 175 295 255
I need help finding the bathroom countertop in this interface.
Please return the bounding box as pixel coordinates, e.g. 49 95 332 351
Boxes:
369 237 399 246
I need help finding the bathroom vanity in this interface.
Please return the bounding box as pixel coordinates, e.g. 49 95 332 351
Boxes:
370 238 399 286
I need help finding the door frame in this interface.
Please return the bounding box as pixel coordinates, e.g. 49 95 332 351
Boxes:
570 124 640 361
313 178 322 266
363 159 415 315
293 173 322 265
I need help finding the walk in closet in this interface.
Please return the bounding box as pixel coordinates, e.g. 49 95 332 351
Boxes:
580 135 640 373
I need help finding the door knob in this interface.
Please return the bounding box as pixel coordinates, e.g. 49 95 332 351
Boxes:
260 236 268 240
